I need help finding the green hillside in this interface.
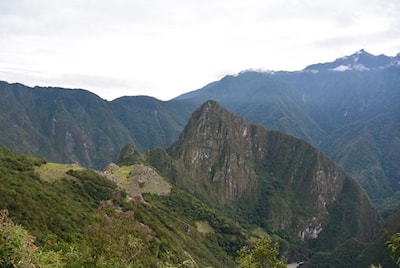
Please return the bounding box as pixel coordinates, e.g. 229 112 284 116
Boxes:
110 96 192 152
0 147 116 242
0 147 245 267
0 82 134 169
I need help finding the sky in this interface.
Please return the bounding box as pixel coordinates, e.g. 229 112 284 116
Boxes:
0 0 399 101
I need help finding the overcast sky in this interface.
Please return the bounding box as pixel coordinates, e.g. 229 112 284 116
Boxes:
0 0 399 100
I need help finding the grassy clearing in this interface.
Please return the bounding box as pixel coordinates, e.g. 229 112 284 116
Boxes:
112 165 132 180
195 221 214 234
35 162 84 182
103 164 171 195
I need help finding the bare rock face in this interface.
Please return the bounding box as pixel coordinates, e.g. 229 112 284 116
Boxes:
169 100 255 202
167 100 380 244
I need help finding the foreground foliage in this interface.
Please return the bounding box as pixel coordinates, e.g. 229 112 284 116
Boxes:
236 237 286 268
386 232 400 266
0 147 242 266
83 201 153 267
0 209 64 267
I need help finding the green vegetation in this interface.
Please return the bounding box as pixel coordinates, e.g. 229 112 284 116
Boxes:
35 162 84 182
0 147 250 267
353 211 400 267
0 82 136 169
103 162 172 195
1 65 400 214
81 201 156 267
0 209 64 268
163 100 383 265
195 221 214 234
304 238 365 268
386 232 400 266
117 143 143 165
110 96 193 152
142 187 246 260
377 191 400 220
2 60 400 212
0 148 117 242
0 203 201 267
236 237 286 268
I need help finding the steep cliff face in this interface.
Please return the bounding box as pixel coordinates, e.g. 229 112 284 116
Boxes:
168 100 256 203
167 100 380 245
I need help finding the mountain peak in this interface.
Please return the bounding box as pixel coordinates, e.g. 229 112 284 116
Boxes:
198 99 222 111
304 49 395 72
168 100 254 202
355 48 367 55
117 143 142 165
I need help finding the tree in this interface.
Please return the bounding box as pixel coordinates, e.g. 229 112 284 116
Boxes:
0 209 63 267
84 201 153 266
386 232 400 266
236 237 286 268
0 209 37 267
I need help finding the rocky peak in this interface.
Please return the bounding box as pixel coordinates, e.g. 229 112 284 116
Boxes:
167 100 380 244
169 100 256 202
117 143 142 166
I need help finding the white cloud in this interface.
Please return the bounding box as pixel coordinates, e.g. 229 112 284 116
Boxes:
330 65 352 72
353 64 369 71
0 0 399 100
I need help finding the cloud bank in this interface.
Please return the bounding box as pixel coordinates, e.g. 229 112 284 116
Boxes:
0 0 399 100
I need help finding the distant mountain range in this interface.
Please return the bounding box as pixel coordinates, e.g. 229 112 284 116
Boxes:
0 49 399 213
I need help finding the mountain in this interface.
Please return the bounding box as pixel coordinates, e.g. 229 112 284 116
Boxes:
0 147 117 243
165 101 380 247
304 49 400 72
0 82 190 169
0 100 387 266
110 96 192 151
174 71 325 144
0 82 134 169
0 49 399 212
173 49 400 207
275 54 400 201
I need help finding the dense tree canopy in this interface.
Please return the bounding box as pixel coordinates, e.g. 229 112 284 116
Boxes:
236 237 286 268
